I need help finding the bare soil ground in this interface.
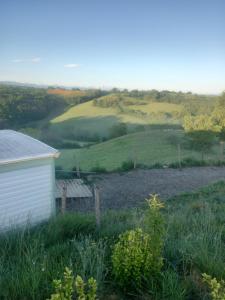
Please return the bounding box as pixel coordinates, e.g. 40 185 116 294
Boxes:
92 167 225 210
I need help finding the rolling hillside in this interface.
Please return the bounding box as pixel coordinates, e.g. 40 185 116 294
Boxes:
50 99 182 138
56 129 220 171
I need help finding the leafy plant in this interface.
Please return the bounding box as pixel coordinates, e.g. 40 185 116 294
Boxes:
75 276 97 300
48 267 74 300
48 267 97 300
144 194 165 263
112 228 162 289
202 273 225 300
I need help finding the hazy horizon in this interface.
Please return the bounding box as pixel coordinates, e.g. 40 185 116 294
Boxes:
0 80 222 96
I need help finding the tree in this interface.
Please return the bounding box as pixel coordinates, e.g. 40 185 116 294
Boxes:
212 92 225 128
219 127 225 142
183 114 220 132
109 123 127 138
186 130 216 161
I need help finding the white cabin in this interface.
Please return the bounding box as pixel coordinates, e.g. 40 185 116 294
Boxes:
0 130 59 230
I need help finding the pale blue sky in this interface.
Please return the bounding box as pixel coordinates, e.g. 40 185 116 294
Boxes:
0 0 225 94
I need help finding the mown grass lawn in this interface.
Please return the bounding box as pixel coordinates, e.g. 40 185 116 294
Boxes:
57 129 222 171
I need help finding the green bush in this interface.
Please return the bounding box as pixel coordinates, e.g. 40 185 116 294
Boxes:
48 267 97 300
112 228 162 289
144 195 165 259
109 122 127 138
202 273 225 300
119 160 134 171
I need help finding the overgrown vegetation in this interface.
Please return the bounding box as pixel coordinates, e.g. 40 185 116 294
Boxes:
48 267 97 300
1 182 225 299
112 196 164 290
202 273 225 300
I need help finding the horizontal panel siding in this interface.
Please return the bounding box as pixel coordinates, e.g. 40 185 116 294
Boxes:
0 193 52 213
0 162 54 229
0 182 51 197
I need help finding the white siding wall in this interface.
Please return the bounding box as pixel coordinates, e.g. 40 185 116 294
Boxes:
0 160 55 230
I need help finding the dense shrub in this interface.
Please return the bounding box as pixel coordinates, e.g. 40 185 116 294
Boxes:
112 195 164 290
109 123 127 138
119 160 134 171
112 228 162 289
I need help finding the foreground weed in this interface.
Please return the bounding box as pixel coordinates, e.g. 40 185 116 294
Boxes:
202 273 225 300
112 195 165 290
48 267 97 300
144 194 165 255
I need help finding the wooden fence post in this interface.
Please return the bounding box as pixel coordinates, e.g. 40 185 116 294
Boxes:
61 182 67 214
75 155 80 178
220 141 224 161
133 148 138 169
177 143 182 170
94 185 101 228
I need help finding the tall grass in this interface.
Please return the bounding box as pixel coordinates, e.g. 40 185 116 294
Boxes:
71 236 107 288
0 181 225 299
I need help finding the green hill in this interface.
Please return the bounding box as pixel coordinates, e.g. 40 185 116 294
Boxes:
56 129 219 171
50 99 182 138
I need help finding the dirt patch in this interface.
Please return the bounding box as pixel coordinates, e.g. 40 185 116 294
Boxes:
91 167 225 210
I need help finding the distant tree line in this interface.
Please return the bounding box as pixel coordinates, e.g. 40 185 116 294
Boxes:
93 90 216 117
0 85 108 126
0 85 65 125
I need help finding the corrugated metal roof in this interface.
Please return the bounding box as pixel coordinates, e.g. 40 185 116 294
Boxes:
55 179 92 198
0 130 59 165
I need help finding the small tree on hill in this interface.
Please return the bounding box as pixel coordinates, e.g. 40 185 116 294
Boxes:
218 127 225 160
109 123 127 138
186 130 216 161
219 127 225 142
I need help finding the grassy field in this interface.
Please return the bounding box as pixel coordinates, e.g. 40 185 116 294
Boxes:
127 102 182 114
1 181 225 299
56 129 222 171
50 100 182 138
